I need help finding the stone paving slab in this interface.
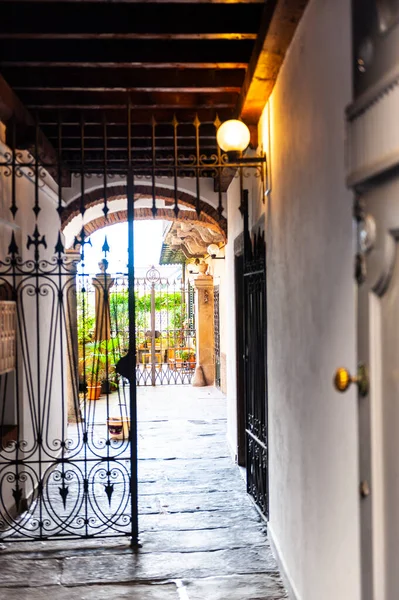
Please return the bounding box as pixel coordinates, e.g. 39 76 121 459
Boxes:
61 546 278 585
0 538 132 558
138 490 251 514
138 422 226 435
137 457 235 473
138 473 244 495
0 557 61 587
184 574 288 600
138 444 229 460
138 525 268 553
0 583 178 600
1 527 266 560
140 509 262 532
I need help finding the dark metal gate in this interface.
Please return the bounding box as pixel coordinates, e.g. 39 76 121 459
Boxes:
242 193 268 518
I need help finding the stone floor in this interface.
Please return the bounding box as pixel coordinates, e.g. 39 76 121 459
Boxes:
0 385 287 599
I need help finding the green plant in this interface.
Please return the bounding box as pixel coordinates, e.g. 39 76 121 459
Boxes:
77 292 96 346
80 338 122 387
180 349 195 361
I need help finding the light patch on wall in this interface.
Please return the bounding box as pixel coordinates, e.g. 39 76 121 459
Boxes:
259 100 273 200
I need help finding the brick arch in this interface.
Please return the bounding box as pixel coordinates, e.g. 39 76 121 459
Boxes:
80 208 224 246
61 183 227 237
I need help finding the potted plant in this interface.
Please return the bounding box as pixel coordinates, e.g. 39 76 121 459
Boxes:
80 339 121 400
175 348 196 370
181 349 196 370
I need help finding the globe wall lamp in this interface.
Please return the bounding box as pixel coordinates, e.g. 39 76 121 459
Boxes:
216 119 251 154
207 243 225 260
216 119 268 200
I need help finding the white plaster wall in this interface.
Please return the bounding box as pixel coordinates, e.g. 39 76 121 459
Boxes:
225 175 243 457
259 0 360 598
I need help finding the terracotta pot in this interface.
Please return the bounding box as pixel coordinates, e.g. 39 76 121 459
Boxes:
87 384 102 401
107 416 130 440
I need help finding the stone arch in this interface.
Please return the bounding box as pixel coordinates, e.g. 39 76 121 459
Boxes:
61 183 227 238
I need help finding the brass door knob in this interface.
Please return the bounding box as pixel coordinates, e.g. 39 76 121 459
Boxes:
333 364 369 397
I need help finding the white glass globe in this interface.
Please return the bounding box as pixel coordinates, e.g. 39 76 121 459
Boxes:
216 119 251 153
207 243 220 258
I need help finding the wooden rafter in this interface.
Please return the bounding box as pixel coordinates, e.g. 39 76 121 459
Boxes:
237 0 309 124
0 0 264 3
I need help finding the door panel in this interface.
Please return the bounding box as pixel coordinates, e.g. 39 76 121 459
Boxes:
358 174 399 599
243 230 268 518
368 293 386 600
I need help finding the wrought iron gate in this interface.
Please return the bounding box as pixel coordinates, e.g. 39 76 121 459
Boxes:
0 114 140 542
242 194 268 518
0 106 263 542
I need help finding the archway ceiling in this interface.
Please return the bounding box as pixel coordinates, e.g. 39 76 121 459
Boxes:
0 0 308 185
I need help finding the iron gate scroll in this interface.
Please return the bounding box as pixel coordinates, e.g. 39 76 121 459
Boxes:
244 229 269 519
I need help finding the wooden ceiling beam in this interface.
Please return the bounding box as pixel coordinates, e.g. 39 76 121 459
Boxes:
35 108 231 125
0 3 263 34
236 0 309 124
0 39 254 64
20 90 239 106
3 67 245 90
26 103 234 111
0 33 256 41
14 86 241 94
0 61 247 69
0 0 264 3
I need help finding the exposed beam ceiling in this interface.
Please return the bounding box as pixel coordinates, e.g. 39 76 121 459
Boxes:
0 0 264 171
0 0 307 183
